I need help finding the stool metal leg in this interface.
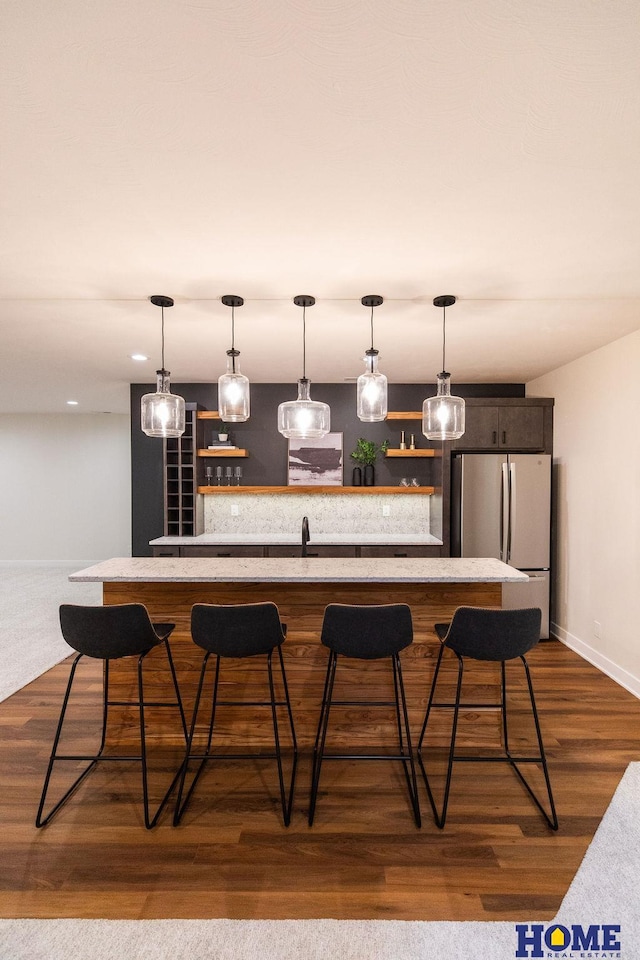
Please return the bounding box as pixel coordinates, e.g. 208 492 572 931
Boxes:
174 649 297 827
36 653 107 827
500 660 509 752
137 646 190 829
163 638 188 742
391 654 421 827
37 643 187 829
418 649 558 830
505 656 558 830
308 649 338 826
269 646 297 826
173 652 214 825
309 651 421 827
417 647 464 829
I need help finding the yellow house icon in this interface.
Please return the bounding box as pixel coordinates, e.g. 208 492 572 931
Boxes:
549 927 567 947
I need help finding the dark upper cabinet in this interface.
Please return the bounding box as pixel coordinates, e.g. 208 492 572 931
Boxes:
497 405 545 449
452 399 551 453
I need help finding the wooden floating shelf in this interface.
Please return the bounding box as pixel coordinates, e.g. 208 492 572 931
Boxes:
197 449 249 458
385 449 436 458
197 485 435 495
197 411 221 419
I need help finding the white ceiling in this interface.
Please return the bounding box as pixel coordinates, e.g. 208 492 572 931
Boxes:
2 0 640 414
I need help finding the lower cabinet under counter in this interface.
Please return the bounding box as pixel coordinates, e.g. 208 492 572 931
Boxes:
360 545 442 558
180 545 265 558
152 543 442 558
152 545 265 558
267 545 357 558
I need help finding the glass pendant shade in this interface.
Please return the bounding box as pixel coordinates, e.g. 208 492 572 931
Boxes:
422 372 465 441
219 296 250 422
277 378 330 439
218 351 250 422
357 351 388 422
278 294 329 439
141 370 186 438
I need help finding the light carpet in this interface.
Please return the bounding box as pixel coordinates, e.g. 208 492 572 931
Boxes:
1 764 637 960
0 563 101 702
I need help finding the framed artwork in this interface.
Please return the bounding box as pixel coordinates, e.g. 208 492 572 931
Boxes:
288 433 343 485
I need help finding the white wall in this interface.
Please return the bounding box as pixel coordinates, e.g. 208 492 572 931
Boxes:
528 329 640 697
0 414 131 564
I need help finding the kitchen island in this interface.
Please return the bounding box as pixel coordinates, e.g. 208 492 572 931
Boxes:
69 557 527 747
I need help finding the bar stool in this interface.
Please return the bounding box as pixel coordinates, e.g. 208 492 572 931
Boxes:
309 603 421 827
36 603 187 829
173 602 297 826
417 606 558 830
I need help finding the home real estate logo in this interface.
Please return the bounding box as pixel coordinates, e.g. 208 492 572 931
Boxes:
515 923 622 957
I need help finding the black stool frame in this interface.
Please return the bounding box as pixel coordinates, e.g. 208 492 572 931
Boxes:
36 639 187 829
309 628 421 828
173 644 297 827
417 638 558 831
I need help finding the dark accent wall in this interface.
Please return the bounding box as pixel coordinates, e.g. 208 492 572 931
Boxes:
131 381 526 556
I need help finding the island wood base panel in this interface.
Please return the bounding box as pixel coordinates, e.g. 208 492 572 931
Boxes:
103 580 501 748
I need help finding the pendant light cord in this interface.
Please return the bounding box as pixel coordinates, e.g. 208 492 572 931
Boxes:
441 302 447 374
370 305 375 352
302 304 307 380
161 304 166 372
231 304 236 373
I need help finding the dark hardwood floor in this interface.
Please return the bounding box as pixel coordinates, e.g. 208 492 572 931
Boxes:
1 638 639 921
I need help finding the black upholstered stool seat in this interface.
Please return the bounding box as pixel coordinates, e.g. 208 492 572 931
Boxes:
418 606 558 830
36 603 187 829
173 602 297 827
308 603 421 827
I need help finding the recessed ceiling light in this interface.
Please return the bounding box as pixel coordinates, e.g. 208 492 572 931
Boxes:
66 400 79 406
130 353 148 362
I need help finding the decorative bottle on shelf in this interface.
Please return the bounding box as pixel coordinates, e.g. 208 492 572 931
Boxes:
352 466 362 486
364 464 375 486
399 430 406 450
409 434 416 450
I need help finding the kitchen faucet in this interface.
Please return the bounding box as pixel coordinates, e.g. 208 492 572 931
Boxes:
301 516 310 558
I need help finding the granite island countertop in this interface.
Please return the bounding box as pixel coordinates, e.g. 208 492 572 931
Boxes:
70 557 528 584
149 533 443 547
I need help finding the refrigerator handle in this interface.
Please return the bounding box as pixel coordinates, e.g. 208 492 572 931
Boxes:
507 460 516 562
500 462 509 561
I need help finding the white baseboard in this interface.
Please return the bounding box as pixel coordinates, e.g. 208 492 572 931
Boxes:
552 621 640 700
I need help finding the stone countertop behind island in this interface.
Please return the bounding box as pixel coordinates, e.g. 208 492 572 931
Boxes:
149 533 443 546
69 557 528 584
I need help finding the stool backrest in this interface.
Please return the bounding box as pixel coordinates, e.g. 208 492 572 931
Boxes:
191 602 285 657
321 603 413 660
59 603 161 659
443 606 542 661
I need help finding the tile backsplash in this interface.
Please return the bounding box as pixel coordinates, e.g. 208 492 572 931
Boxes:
204 493 436 537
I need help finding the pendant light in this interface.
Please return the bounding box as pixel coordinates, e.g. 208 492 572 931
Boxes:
357 294 388 422
218 294 250 422
422 295 465 441
141 295 185 438
277 295 330 439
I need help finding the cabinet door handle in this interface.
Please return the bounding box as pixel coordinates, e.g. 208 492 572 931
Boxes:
158 551 175 556
502 431 507 445
492 431 497 445
394 552 408 557
216 552 232 557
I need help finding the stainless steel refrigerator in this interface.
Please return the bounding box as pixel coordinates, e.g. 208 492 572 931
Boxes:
451 453 551 639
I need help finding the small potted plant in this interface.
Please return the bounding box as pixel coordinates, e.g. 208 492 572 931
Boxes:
350 437 389 486
217 423 231 442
